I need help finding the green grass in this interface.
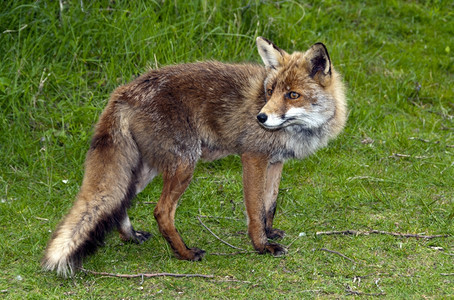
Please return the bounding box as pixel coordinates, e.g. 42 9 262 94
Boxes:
1 0 453 298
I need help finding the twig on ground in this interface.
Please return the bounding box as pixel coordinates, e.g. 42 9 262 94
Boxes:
209 251 253 256
347 176 385 182
349 272 421 279
375 278 385 294
197 215 246 251
391 153 411 158
316 230 449 239
389 153 429 159
441 273 454 276
81 268 214 279
409 137 430 143
315 248 355 263
300 289 325 294
3 24 28 34
409 137 440 144
211 276 252 284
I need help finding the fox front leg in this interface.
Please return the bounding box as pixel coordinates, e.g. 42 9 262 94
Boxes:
264 161 285 240
241 153 287 256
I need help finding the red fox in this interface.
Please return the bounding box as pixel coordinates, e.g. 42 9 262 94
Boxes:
42 37 347 277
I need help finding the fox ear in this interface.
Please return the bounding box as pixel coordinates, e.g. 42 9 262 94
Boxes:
305 43 332 83
256 37 286 69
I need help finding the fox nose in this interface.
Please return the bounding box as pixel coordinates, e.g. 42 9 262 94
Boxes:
257 113 268 124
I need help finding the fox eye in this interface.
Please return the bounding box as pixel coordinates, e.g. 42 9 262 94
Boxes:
267 89 273 96
288 91 300 99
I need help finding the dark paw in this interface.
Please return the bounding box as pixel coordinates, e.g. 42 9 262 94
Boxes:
119 229 152 244
265 243 288 257
133 230 152 244
266 228 286 240
187 247 206 261
176 247 206 261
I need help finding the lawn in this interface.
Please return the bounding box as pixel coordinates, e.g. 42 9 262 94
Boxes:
0 0 453 298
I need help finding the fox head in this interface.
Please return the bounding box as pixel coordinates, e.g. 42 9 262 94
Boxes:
256 37 345 132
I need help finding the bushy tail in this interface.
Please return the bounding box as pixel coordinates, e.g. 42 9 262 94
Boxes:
41 108 140 277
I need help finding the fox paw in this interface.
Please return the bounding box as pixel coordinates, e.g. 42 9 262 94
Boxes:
132 230 152 243
120 230 152 244
266 228 286 240
176 247 206 261
265 243 288 257
188 247 206 261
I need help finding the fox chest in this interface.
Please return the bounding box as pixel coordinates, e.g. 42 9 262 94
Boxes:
197 123 329 164
269 127 329 163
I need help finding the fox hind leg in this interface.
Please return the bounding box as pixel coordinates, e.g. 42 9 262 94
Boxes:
154 163 205 261
118 213 152 243
117 163 158 243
